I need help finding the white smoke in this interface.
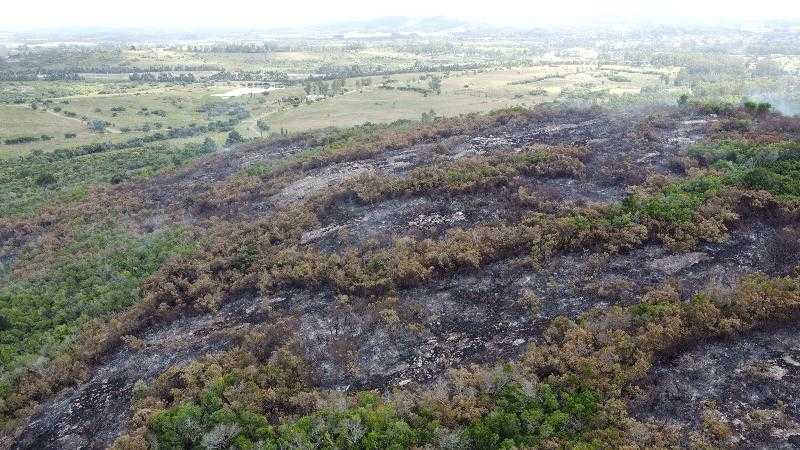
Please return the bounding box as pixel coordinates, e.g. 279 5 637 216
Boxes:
747 92 800 117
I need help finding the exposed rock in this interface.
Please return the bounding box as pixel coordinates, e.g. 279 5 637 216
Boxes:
301 224 344 244
648 252 709 275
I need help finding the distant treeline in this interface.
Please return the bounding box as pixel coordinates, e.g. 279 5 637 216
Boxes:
174 43 319 53
129 72 198 83
508 73 566 85
49 64 223 74
0 64 225 81
15 115 243 161
0 71 84 81
179 43 276 53
746 42 800 56
129 70 290 83
205 70 290 82
311 62 489 80
378 84 429 95
3 135 54 145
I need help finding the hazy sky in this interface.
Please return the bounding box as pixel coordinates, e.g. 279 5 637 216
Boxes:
2 0 800 30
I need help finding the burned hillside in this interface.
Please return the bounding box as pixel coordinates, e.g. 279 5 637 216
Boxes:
2 104 800 449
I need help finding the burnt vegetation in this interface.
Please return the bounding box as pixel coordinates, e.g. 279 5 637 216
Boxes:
1 101 800 450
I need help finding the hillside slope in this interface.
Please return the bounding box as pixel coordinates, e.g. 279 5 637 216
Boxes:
2 105 800 449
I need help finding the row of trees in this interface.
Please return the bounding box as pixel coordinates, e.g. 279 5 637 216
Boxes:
206 70 289 82
0 71 83 81
129 72 197 83
303 79 347 97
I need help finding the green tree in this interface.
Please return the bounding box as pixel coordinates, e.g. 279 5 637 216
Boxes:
256 119 271 137
87 120 107 133
316 80 330 96
331 78 345 94
225 130 245 146
35 172 57 187
200 137 218 152
428 76 442 94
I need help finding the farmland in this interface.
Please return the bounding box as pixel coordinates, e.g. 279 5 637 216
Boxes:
0 33 711 158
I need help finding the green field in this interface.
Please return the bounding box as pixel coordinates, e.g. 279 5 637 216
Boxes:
256 65 678 133
1 84 272 156
0 36 794 159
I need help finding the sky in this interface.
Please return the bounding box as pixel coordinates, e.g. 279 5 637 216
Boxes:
2 0 800 30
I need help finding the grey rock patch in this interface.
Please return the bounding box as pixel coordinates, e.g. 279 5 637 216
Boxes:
649 252 709 275
301 224 344 244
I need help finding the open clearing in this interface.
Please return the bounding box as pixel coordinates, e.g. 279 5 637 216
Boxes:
1 64 679 157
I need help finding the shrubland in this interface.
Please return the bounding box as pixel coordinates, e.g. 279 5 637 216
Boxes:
0 139 218 218
111 272 800 449
0 227 195 387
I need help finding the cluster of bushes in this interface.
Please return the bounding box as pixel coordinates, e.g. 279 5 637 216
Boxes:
0 138 219 218
128 73 197 83
142 379 602 449
687 139 800 201
114 345 609 449
606 74 632 83
342 145 587 203
682 99 775 120
136 108 167 117
0 228 195 374
508 73 566 85
196 103 250 121
378 83 431 95
206 70 289 82
2 135 53 145
743 100 772 115
562 137 800 252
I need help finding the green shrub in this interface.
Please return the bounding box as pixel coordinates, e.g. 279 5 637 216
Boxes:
225 130 245 146
0 140 218 218
149 378 602 450
465 384 600 449
688 139 800 200
34 172 57 187
151 389 430 450
0 227 195 375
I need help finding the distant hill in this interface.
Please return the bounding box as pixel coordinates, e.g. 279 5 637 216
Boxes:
304 16 480 36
